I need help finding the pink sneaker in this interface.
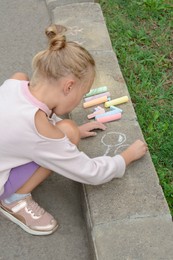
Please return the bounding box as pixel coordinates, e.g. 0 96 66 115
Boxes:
0 195 58 235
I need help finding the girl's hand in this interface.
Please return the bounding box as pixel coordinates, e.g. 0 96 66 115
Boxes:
121 140 148 166
78 122 107 138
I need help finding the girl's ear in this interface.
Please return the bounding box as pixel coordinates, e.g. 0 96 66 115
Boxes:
63 80 75 95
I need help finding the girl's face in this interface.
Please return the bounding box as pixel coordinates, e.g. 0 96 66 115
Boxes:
52 72 94 116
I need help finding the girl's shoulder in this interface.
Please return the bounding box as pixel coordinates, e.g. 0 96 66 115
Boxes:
10 72 29 81
35 110 65 139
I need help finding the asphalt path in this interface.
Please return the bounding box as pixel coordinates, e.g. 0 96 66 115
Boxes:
0 1 90 259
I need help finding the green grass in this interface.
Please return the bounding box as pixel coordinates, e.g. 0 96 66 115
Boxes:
99 0 173 215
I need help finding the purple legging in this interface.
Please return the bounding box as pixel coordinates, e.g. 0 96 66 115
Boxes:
0 162 39 200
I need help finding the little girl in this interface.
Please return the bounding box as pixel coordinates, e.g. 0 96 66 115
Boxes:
0 24 148 236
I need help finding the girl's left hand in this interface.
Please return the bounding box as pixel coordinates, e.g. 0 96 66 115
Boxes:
78 121 107 138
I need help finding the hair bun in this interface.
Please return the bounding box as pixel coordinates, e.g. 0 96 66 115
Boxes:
45 24 67 51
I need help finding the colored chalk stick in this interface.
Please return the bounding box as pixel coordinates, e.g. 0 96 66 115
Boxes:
84 92 110 102
83 96 108 108
105 96 129 108
94 106 103 111
87 108 105 119
85 86 108 98
95 109 121 119
110 106 123 113
96 113 122 123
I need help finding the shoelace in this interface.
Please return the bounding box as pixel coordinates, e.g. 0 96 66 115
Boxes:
26 199 45 217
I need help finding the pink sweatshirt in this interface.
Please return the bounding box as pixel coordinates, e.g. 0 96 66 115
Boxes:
0 79 126 195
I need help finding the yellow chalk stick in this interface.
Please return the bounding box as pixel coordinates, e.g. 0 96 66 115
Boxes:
83 96 108 108
105 96 129 108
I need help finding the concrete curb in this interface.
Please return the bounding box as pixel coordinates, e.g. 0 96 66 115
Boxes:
46 1 173 259
46 0 95 10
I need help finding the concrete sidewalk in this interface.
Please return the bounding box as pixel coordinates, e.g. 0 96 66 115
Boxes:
47 0 173 259
0 1 90 260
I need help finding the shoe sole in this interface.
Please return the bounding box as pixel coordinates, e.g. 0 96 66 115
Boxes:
0 206 59 236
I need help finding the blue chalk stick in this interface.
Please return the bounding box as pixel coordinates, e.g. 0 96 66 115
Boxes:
110 106 123 113
95 109 121 119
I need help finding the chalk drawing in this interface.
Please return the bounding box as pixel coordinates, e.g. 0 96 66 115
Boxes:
101 131 129 156
67 26 83 36
73 40 85 46
66 26 85 45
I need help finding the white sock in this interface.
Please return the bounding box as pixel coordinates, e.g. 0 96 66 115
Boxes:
3 193 31 204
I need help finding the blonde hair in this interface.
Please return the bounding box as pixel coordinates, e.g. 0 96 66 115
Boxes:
31 24 95 85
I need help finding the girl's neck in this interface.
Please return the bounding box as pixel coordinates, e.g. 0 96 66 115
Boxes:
28 81 57 110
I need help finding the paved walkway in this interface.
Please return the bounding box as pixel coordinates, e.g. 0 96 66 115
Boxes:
0 1 90 260
0 1 173 260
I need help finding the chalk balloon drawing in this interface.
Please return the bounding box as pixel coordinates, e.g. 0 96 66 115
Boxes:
101 132 129 156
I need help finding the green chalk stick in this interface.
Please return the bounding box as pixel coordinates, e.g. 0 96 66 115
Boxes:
85 86 108 98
